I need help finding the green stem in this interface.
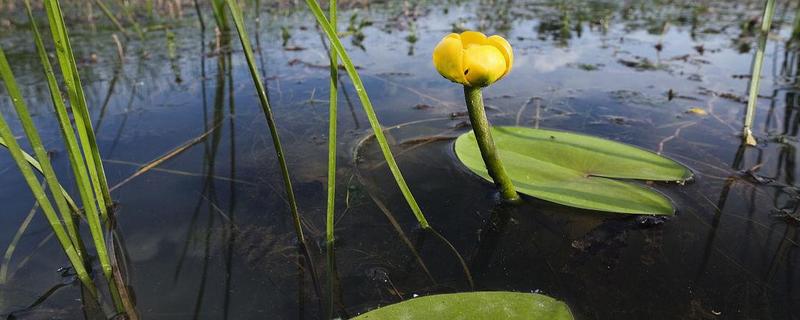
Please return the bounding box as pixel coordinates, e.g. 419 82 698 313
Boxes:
325 0 337 254
305 0 430 229
225 0 306 245
42 0 121 311
743 0 776 146
92 0 129 39
0 92 97 299
0 46 82 249
326 1 338 317
463 86 519 201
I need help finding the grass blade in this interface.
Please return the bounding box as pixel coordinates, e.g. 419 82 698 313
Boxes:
91 0 130 39
225 0 307 245
304 0 431 228
0 137 79 214
0 75 97 298
212 0 229 31
742 0 776 145
0 46 82 249
45 0 113 217
113 0 145 40
325 0 339 317
41 0 124 310
226 0 324 301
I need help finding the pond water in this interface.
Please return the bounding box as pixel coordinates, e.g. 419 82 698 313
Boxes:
0 0 799 319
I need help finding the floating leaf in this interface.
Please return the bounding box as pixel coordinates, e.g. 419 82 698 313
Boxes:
454 126 691 215
352 291 573 320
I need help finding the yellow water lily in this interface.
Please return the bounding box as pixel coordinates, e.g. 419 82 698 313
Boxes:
432 31 513 87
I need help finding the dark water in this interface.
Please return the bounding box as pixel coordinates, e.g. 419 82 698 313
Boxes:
0 0 799 319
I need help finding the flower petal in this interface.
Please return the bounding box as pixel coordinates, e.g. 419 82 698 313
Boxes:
463 45 506 87
460 31 488 48
487 35 513 78
432 33 467 85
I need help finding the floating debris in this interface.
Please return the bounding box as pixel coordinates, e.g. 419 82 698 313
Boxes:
685 107 708 116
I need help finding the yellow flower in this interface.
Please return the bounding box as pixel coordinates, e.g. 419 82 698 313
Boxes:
432 31 513 87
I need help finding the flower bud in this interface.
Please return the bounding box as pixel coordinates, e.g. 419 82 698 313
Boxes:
432 31 513 87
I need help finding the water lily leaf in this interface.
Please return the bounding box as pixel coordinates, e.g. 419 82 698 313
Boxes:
352 291 573 320
454 126 691 215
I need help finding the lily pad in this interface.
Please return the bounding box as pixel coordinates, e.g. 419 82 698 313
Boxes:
352 291 573 320
454 126 691 215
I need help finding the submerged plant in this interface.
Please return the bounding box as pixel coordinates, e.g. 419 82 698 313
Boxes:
433 31 519 201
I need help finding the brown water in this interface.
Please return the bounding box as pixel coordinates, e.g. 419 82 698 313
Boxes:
0 0 798 319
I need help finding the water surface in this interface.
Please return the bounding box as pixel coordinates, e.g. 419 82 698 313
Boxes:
0 0 798 319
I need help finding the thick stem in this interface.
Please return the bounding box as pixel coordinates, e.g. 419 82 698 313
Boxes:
463 86 519 201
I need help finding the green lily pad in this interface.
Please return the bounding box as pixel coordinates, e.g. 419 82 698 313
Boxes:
454 126 691 215
352 291 573 320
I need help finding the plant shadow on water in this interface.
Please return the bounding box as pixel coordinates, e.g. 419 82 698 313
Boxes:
0 0 799 319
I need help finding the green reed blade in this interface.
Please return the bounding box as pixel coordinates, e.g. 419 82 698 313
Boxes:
0 86 96 298
225 0 307 243
91 0 130 38
0 46 82 248
113 0 145 40
742 0 776 145
212 0 229 31
42 0 118 305
305 0 431 228
326 0 338 249
0 137 79 214
44 0 112 218
326 1 338 317
26 0 103 224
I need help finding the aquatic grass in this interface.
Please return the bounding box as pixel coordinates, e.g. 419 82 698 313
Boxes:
192 0 205 31
0 46 82 250
742 0 776 146
225 0 316 264
91 0 130 38
305 0 431 229
113 0 145 40
0 49 97 297
0 137 79 213
325 1 338 316
44 0 113 218
212 0 229 31
33 0 126 311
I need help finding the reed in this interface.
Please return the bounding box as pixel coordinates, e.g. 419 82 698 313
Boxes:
92 0 130 38
742 0 776 146
0 137 79 213
304 0 431 229
113 0 145 40
325 1 338 317
212 0 229 31
224 0 309 252
29 0 125 311
226 0 324 301
0 47 98 297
